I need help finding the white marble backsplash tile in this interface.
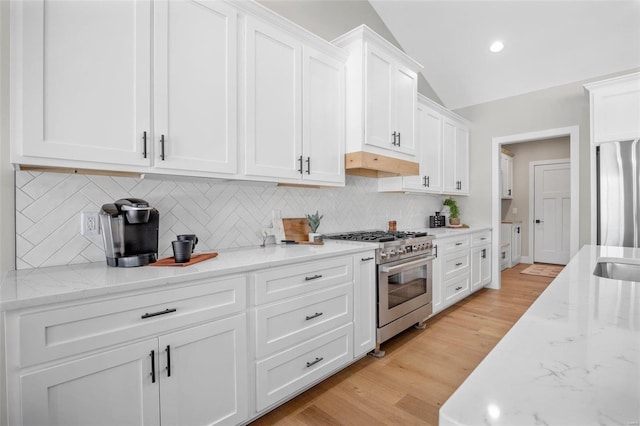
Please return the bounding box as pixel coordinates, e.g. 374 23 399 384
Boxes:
15 172 444 269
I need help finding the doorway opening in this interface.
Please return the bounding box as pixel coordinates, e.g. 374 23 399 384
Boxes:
490 126 580 290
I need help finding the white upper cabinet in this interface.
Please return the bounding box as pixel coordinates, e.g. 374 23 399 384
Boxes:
334 25 422 161
378 95 465 195
153 0 237 175
243 13 345 186
245 17 302 181
302 46 346 184
584 72 640 144
11 0 152 168
442 117 469 195
500 152 514 199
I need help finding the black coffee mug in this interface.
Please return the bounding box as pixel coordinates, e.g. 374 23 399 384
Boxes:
172 240 192 263
177 234 198 253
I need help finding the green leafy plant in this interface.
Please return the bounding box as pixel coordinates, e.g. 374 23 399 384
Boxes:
306 211 323 233
442 198 459 219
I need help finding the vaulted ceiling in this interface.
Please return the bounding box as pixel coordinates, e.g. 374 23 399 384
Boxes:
370 0 640 109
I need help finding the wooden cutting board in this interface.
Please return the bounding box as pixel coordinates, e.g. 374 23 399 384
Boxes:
149 252 218 267
282 218 312 242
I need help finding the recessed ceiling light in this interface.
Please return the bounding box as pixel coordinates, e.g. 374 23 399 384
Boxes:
489 41 504 53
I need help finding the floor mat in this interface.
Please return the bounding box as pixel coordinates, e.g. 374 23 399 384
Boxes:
520 263 564 278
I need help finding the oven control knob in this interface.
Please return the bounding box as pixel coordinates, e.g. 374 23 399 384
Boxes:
398 248 405 255
412 244 419 251
389 250 396 257
379 252 387 259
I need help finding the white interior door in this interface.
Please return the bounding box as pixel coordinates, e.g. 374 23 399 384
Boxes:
534 162 571 264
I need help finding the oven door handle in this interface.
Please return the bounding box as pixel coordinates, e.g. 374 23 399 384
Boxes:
379 256 433 274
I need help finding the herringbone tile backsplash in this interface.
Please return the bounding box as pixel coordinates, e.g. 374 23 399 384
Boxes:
15 171 444 269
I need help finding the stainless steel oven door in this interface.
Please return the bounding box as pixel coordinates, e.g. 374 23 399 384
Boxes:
378 255 433 327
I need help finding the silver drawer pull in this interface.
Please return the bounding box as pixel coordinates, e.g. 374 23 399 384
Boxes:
305 312 323 321
305 274 323 281
455 262 463 267
480 237 487 240
455 286 463 291
306 357 324 368
455 242 463 246
141 308 176 319
361 257 374 261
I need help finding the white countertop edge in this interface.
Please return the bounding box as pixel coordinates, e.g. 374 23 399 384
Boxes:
0 241 376 311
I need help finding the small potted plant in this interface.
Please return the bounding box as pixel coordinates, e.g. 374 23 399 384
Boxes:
306 211 323 242
442 198 460 226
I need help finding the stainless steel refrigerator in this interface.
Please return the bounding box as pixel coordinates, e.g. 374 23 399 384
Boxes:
597 139 640 247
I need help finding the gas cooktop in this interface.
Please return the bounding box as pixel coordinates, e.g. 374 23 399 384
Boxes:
325 230 429 243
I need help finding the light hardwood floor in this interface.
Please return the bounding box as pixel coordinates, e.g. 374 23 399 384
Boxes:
250 263 554 425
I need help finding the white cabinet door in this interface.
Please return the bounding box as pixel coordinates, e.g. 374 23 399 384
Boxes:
442 118 469 194
19 339 159 426
159 314 248 426
501 153 513 198
470 245 491 292
431 242 443 314
365 45 394 151
364 45 417 156
393 64 418 155
302 46 345 184
154 0 237 174
511 223 522 265
354 252 376 357
420 106 444 192
15 0 151 166
245 17 302 179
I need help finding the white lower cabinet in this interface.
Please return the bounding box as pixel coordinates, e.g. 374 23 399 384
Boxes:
5 250 377 426
354 252 376 357
470 230 492 293
250 251 374 417
432 230 492 315
6 276 249 426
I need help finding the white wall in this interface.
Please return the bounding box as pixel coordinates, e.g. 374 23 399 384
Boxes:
455 69 640 249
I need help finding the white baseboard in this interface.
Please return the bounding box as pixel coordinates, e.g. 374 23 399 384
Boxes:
521 256 533 264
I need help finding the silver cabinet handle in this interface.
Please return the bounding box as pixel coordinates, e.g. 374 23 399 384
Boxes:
455 262 463 267
455 286 463 291
455 242 463 246
361 257 374 261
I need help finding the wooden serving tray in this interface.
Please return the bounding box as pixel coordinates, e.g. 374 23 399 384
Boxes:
148 252 218 267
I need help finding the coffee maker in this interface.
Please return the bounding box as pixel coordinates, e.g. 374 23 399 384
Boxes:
99 198 159 267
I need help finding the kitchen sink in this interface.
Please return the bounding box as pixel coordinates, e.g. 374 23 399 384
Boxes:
593 258 640 281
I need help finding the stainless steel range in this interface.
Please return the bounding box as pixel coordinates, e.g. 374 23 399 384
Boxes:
325 230 434 357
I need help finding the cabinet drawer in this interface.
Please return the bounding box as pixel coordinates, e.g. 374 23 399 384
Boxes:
255 323 353 412
471 231 491 247
438 236 470 255
255 283 352 358
444 274 470 304
254 256 353 305
12 275 246 368
442 252 469 281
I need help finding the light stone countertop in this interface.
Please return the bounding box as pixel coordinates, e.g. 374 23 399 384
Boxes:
0 241 375 311
439 245 640 426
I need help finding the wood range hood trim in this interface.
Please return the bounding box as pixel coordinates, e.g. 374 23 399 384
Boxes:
344 151 419 178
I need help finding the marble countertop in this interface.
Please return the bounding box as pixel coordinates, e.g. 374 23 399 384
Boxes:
0 241 374 311
440 245 640 426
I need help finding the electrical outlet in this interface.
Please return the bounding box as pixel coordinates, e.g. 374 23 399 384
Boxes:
512 207 518 215
81 211 100 236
